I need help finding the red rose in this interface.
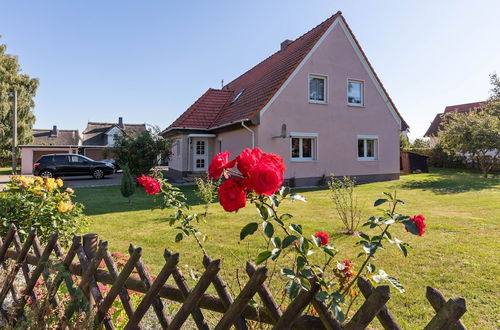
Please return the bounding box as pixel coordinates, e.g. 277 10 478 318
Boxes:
246 160 284 196
261 152 286 173
218 177 247 212
208 151 236 179
237 148 263 176
137 175 161 195
406 214 426 236
314 232 329 246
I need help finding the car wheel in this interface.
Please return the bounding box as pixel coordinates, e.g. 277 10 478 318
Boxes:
39 170 54 178
92 168 105 179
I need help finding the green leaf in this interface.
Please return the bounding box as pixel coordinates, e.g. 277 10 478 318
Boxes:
279 213 293 222
320 245 337 257
282 235 298 248
300 277 311 290
299 269 313 279
256 251 272 265
367 263 376 273
279 186 290 198
311 235 322 247
331 302 345 323
289 224 302 234
240 222 258 240
358 232 370 241
263 221 274 238
269 195 280 208
281 268 295 278
256 204 269 220
316 291 330 302
383 192 393 199
271 237 282 248
374 198 388 207
271 248 281 260
285 280 300 299
298 237 309 252
402 220 420 235
289 193 307 202
175 233 183 242
296 255 306 271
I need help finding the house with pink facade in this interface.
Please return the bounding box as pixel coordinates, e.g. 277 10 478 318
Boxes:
162 12 408 186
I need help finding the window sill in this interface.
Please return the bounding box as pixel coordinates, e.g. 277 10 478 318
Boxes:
348 103 365 108
357 158 378 162
291 159 317 163
309 100 328 105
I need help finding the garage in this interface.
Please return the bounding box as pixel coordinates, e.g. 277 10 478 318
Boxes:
19 145 79 175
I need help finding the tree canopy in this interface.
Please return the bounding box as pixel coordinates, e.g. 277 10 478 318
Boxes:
438 73 500 177
112 127 172 177
0 39 39 161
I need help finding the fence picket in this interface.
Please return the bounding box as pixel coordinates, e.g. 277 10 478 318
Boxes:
344 285 391 330
0 231 468 329
167 250 209 330
125 251 179 329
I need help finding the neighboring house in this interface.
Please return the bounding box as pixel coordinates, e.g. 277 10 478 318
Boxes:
424 101 486 147
81 117 147 160
19 125 81 174
162 11 408 186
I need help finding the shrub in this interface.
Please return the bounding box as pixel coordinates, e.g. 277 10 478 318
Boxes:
0 176 87 246
328 175 362 234
194 175 220 217
120 165 135 203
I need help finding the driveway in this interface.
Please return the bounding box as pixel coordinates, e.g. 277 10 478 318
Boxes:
0 173 122 189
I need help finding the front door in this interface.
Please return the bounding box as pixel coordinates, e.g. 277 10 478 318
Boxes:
192 138 208 171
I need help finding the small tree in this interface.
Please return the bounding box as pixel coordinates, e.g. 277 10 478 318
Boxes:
400 133 410 150
328 174 362 234
438 74 500 178
194 175 220 217
113 126 172 177
120 165 135 203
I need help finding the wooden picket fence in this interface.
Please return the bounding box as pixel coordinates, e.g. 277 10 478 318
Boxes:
0 226 467 329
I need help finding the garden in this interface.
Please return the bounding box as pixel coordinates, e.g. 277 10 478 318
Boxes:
73 164 499 328
0 153 498 328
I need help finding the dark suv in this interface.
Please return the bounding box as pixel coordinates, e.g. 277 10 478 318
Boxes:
33 154 115 179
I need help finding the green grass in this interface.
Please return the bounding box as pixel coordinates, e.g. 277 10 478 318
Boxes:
74 169 500 328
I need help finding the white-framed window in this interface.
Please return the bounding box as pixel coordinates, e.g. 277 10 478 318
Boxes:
195 159 205 169
308 74 327 103
357 135 378 161
195 140 206 155
290 133 318 161
348 79 364 106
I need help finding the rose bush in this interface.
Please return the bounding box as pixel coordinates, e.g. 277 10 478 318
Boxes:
139 148 427 323
0 176 87 246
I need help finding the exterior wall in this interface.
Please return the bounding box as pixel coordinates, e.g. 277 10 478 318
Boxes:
257 21 401 180
84 148 108 161
167 135 186 172
429 136 439 148
217 128 255 159
21 147 78 175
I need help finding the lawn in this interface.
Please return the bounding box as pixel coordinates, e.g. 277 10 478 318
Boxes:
74 169 499 328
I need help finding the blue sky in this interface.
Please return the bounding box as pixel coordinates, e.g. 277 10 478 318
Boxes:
1 0 499 139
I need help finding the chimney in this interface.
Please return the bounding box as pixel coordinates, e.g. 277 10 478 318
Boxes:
118 117 124 128
51 125 58 137
280 39 293 51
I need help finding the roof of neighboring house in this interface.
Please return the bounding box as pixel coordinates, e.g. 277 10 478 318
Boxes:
82 122 147 145
424 101 487 137
165 12 408 133
32 129 80 145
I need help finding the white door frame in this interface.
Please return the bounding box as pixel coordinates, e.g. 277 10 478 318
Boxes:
191 138 209 171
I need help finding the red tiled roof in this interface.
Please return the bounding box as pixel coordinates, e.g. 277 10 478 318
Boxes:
167 11 408 132
424 101 486 137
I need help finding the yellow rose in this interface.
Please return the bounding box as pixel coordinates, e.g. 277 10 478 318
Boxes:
33 186 43 195
45 178 58 191
35 176 44 184
57 201 73 213
56 178 64 187
65 187 74 195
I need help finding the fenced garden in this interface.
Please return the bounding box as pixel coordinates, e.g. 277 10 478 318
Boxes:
0 150 498 328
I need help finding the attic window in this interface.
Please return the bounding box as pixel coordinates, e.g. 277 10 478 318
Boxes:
231 89 246 103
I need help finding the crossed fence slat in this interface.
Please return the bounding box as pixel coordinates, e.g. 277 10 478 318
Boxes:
0 230 468 329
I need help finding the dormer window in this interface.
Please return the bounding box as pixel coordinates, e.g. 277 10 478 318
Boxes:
309 74 327 104
231 89 246 103
348 80 364 106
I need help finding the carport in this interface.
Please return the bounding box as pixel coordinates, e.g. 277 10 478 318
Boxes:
19 145 80 175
